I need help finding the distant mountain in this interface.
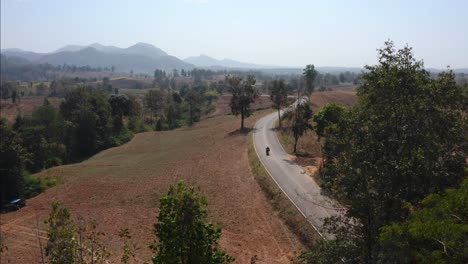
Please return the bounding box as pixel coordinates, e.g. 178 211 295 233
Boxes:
1 43 192 72
1 49 44 61
88 43 121 53
54 45 86 53
121 42 168 58
184 54 275 69
36 47 191 72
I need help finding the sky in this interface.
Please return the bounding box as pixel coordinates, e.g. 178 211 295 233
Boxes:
1 0 467 68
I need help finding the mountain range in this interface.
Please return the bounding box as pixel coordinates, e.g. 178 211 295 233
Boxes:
2 42 466 74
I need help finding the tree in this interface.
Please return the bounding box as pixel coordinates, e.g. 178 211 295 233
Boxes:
303 64 318 97
45 202 76 264
185 89 202 125
313 103 348 191
151 181 234 264
269 79 289 129
307 41 467 263
144 90 166 125
109 94 131 132
380 179 468 264
288 102 313 153
226 75 258 130
45 202 110 264
0 120 28 204
60 87 112 159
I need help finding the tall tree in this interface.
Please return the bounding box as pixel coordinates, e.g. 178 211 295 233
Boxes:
305 41 467 263
185 89 202 126
269 79 289 129
144 90 166 125
0 120 28 204
288 102 313 153
303 64 318 97
151 181 234 264
226 75 258 130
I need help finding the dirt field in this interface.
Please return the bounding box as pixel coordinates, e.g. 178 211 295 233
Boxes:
309 89 357 111
0 97 63 122
0 98 303 263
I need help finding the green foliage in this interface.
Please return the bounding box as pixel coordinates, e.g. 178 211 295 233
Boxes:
45 201 76 264
0 120 28 204
226 75 258 130
313 103 348 191
313 103 347 140
287 102 313 153
151 181 234 264
119 228 137 264
60 87 112 159
22 173 58 198
45 202 110 264
110 127 134 146
303 64 318 96
269 79 289 128
380 179 468 264
307 40 467 262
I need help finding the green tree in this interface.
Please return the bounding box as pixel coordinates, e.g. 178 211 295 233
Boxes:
313 103 348 191
380 178 468 264
185 88 203 126
226 75 258 130
0 120 28 204
60 87 112 159
303 64 318 97
269 79 289 129
45 201 76 264
151 181 234 264
306 41 467 263
288 102 313 153
144 90 166 125
109 94 131 132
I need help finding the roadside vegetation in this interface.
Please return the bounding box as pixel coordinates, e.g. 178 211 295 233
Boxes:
295 41 467 263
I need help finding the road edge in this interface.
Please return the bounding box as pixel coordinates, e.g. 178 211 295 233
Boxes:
247 130 322 248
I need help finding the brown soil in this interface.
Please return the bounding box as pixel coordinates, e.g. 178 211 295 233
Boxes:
0 98 303 263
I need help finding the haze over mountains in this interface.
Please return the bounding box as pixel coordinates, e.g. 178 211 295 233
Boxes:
2 42 466 74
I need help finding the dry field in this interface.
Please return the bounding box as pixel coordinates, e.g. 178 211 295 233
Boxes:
0 97 63 122
0 97 304 263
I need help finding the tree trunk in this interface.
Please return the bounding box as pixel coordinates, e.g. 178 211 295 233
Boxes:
241 110 245 131
277 109 281 129
293 135 298 153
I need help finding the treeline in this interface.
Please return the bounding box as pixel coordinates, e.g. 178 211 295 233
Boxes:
1 79 220 204
298 41 467 263
1 76 115 101
0 55 113 81
0 87 137 204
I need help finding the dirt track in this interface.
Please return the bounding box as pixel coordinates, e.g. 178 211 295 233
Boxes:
0 98 303 263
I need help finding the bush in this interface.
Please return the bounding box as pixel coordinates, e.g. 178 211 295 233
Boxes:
22 172 58 198
110 127 134 146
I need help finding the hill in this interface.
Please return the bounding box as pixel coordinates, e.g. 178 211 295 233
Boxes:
0 101 304 263
36 46 192 72
184 54 275 69
1 43 192 73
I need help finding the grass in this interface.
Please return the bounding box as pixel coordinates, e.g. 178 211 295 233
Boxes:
247 134 321 249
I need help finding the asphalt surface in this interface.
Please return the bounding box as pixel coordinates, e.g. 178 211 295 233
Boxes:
252 101 343 239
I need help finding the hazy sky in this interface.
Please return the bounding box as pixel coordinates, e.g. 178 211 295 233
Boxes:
1 0 467 68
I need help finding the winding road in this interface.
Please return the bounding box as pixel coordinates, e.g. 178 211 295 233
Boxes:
252 101 343 239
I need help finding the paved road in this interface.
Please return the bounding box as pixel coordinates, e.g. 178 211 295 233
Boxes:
252 101 343 239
